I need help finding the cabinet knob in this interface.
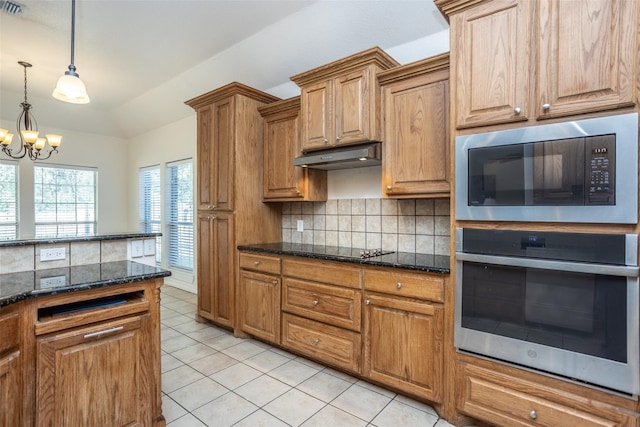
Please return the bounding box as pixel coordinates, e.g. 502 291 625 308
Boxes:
542 103 551 111
365 300 370 305
272 280 278 285
529 410 537 420
386 185 392 191
336 136 340 142
208 204 216 209
254 261 260 266
312 338 319 345
323 138 329 144
514 107 521 114
312 300 319 306
396 282 402 289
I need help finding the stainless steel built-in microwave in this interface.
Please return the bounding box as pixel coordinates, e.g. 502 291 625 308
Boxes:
455 113 639 223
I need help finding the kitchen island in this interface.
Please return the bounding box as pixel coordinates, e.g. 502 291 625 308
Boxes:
0 234 170 426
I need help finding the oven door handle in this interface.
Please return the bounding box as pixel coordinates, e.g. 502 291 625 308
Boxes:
455 252 639 277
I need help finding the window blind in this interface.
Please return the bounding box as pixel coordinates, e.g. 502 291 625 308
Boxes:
139 166 162 263
166 159 193 271
0 161 18 240
34 165 97 238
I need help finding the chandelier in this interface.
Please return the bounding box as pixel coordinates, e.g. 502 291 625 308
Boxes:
0 61 62 161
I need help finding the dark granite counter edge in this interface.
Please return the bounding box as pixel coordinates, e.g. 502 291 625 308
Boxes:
0 232 162 247
0 264 171 308
238 245 450 274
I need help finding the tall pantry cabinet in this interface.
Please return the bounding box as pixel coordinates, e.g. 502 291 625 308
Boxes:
186 82 282 330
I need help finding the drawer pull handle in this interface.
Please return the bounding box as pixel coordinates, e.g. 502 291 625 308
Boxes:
542 103 550 111
254 261 260 266
84 326 124 339
272 280 278 285
312 338 319 345
312 300 319 306
396 282 402 289
529 410 537 420
514 107 521 114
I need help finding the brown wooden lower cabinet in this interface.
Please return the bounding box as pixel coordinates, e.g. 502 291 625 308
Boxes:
239 269 281 343
0 304 21 426
363 292 444 403
457 362 637 427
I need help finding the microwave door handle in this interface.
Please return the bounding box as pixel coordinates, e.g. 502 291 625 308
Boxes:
455 252 639 277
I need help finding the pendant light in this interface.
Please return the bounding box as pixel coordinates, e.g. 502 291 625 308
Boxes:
52 0 90 104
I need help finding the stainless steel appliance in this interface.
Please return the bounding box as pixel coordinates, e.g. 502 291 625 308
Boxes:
455 228 640 395
455 113 638 223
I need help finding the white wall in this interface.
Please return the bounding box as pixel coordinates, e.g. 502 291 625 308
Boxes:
0 118 129 239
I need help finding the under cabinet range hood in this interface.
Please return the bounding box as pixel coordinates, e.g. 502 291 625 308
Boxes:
293 142 381 170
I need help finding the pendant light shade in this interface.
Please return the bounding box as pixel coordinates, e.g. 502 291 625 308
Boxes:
53 0 90 104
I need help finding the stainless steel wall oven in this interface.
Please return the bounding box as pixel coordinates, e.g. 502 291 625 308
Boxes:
455 113 638 223
455 228 640 396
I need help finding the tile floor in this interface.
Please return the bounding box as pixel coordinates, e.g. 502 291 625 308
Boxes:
160 285 458 427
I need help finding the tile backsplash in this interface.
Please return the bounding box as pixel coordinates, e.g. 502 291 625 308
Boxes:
281 198 450 256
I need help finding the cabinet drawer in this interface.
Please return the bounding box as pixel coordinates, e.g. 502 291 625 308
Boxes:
239 252 281 275
282 278 361 331
282 258 361 289
458 363 634 427
0 305 19 355
363 269 444 302
282 313 361 373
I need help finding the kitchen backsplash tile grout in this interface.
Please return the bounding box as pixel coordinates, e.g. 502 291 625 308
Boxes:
281 198 450 256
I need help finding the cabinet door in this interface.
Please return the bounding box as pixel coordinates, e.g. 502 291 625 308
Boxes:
211 97 235 211
197 105 215 210
536 0 636 119
0 352 20 427
363 293 444 403
334 69 372 145
451 0 532 128
197 212 215 319
263 108 304 200
383 76 450 198
239 270 281 343
301 80 332 151
36 315 149 427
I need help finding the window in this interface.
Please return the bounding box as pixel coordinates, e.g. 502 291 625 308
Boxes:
34 165 97 238
0 161 18 240
139 166 161 263
166 160 193 271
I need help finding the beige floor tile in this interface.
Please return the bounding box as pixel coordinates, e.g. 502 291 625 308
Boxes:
243 350 291 373
161 313 194 327
192 392 258 427
202 332 246 350
355 379 397 398
167 413 207 426
235 375 292 407
268 359 320 387
331 384 393 422
394 394 440 417
185 326 229 342
171 343 217 364
233 409 289 427
263 388 325 426
172 320 211 334
210 363 262 390
161 353 184 373
161 395 188 424
168 377 228 412
221 341 267 361
371 400 439 427
162 365 206 394
297 371 352 403
161 334 200 353
302 405 367 427
161 327 184 342
189 352 238 376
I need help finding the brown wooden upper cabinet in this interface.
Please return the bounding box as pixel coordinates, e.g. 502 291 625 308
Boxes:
291 47 399 152
437 0 638 129
378 54 450 198
258 97 327 202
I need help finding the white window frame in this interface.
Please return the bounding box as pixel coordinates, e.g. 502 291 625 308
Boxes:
165 159 194 272
0 160 19 240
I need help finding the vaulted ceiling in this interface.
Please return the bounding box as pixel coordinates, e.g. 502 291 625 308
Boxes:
0 1 448 139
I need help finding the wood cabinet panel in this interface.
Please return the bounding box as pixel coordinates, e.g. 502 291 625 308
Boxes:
239 252 281 275
211 97 235 211
363 293 444 403
282 278 361 331
196 105 215 210
36 315 149 427
363 269 445 302
457 363 636 427
0 304 20 427
334 68 370 145
282 258 361 289
238 270 280 343
301 81 332 150
379 55 450 198
282 313 361 373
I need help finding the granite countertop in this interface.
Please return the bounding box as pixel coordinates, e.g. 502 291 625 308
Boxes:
238 242 450 274
0 261 171 307
0 232 161 247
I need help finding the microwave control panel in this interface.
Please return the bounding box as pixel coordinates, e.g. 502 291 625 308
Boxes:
586 134 615 205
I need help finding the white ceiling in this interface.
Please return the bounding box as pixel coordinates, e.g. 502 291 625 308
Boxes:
0 0 449 139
